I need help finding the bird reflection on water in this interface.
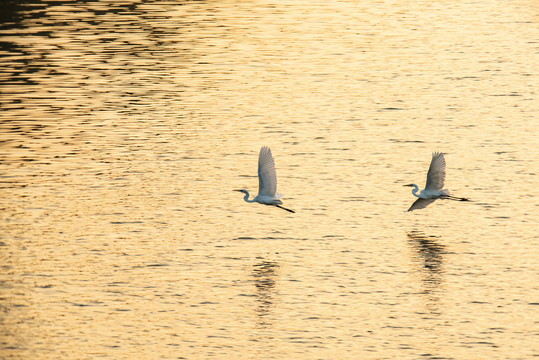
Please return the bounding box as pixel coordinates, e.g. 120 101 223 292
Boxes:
252 259 279 327
407 230 446 314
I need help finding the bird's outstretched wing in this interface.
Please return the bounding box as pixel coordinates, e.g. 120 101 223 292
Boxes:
408 198 436 212
258 146 277 197
425 152 446 191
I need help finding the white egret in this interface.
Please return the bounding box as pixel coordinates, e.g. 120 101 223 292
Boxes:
235 146 295 213
404 152 470 211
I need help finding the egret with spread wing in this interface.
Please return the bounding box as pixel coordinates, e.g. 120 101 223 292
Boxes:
404 152 469 211
235 146 295 213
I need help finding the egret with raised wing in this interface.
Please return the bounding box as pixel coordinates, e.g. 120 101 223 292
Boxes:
404 152 470 211
235 146 295 213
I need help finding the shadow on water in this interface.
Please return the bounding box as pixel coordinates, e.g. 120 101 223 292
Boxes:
251 258 279 328
407 230 446 314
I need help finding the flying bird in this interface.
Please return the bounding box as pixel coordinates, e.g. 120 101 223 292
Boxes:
235 146 295 213
404 152 470 211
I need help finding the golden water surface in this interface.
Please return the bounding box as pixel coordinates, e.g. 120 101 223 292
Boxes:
1 0 538 359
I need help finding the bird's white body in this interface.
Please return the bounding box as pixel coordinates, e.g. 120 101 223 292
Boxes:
236 146 294 213
405 152 469 211
410 185 449 199
238 191 283 205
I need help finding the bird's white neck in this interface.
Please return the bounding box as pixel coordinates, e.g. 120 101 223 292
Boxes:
410 184 420 198
241 190 257 203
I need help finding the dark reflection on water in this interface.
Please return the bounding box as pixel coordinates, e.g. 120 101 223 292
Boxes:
1 0 192 122
0 0 200 167
407 230 446 313
2 1 141 85
252 258 279 327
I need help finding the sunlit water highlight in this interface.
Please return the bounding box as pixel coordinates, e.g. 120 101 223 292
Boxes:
0 1 537 359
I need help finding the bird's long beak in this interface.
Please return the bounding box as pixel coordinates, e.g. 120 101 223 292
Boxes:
234 189 243 192
403 184 413 187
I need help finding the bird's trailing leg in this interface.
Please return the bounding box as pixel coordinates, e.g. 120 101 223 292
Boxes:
441 195 470 202
276 204 295 213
